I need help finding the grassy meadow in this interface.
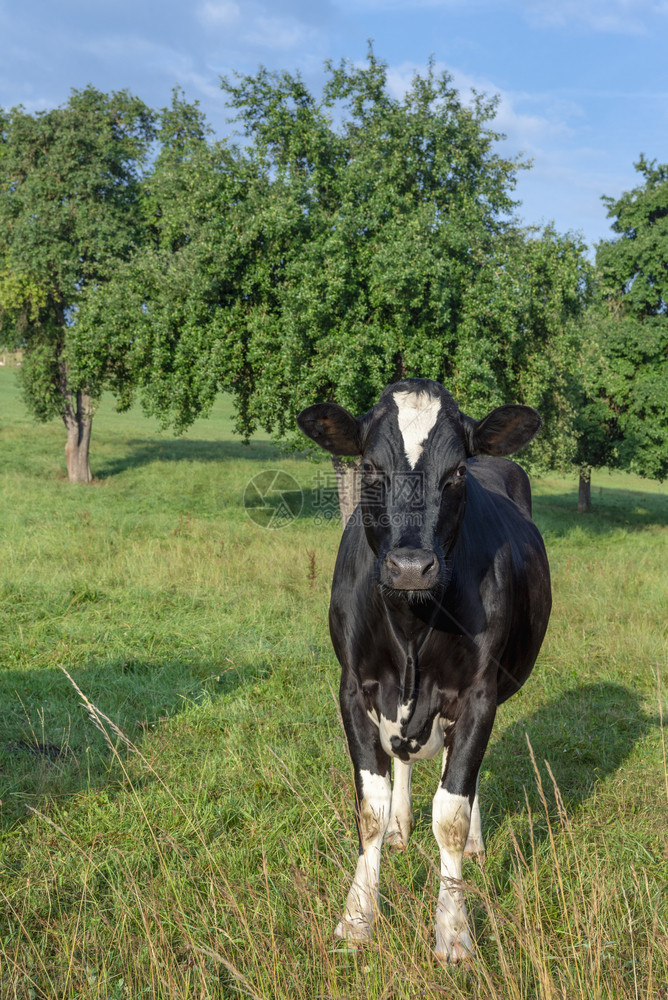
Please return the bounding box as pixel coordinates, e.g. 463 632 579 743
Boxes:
0 365 666 999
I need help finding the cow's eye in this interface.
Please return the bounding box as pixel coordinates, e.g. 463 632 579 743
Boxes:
361 460 376 475
442 465 467 489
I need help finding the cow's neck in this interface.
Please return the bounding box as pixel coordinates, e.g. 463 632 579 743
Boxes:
381 601 435 727
381 591 438 641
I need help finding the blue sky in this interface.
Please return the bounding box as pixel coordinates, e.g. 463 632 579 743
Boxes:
1 0 667 250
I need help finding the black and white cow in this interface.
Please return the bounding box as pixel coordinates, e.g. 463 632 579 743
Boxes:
298 378 551 963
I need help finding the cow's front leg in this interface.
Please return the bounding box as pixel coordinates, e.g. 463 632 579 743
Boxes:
432 785 473 962
385 760 414 850
335 687 391 942
433 697 495 963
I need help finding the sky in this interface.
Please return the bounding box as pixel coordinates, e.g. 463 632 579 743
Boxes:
1 0 667 251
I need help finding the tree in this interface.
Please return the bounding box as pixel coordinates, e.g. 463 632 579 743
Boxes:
220 53 525 438
69 52 590 519
69 91 254 438
218 52 590 515
0 87 155 481
575 156 668 510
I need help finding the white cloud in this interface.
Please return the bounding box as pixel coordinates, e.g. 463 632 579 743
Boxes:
337 0 467 7
384 60 581 155
80 34 224 104
173 68 225 102
197 1 324 53
242 14 319 51
198 1 241 26
340 0 668 32
524 0 667 34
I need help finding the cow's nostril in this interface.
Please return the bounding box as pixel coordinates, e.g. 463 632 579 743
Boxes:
387 555 403 579
422 554 437 576
383 548 439 590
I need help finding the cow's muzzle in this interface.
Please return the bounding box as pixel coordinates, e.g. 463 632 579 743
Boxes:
381 547 440 591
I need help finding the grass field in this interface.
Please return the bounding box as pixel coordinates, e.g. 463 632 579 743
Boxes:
0 366 666 999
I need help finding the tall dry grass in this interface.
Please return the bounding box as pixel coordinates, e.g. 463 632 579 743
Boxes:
1 672 665 1000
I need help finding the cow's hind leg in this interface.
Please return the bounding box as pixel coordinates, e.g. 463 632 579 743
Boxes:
335 686 391 943
463 771 485 865
385 760 414 850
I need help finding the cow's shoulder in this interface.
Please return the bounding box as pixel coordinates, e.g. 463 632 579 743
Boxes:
467 456 533 519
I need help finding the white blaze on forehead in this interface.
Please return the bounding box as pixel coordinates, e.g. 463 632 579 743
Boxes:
394 390 441 469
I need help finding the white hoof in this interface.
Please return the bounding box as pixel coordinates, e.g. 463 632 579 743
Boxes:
384 814 414 850
434 917 475 964
434 927 475 964
384 827 408 851
334 916 373 943
463 837 485 866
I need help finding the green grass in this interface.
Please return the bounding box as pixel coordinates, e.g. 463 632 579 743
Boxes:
0 366 666 999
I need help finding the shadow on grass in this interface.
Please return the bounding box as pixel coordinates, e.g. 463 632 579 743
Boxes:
533 486 668 538
95 437 288 478
0 655 272 831
397 681 654 910
481 680 654 851
407 683 651 843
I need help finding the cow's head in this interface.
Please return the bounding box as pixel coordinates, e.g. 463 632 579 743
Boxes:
297 379 541 599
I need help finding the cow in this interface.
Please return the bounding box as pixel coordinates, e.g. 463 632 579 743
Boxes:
297 378 551 963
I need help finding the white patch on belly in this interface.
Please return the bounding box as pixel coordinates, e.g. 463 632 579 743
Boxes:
377 710 402 747
378 711 447 760
366 701 411 733
393 390 441 469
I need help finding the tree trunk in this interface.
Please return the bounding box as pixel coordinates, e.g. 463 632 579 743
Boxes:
63 390 93 483
331 456 360 527
577 466 591 513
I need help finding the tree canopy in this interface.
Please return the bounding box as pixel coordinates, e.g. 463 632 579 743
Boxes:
70 89 248 432
598 155 668 318
0 86 155 480
9 55 650 499
219 54 589 470
575 155 668 506
81 51 589 478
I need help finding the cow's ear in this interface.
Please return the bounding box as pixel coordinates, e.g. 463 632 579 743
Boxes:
297 403 363 456
462 405 542 457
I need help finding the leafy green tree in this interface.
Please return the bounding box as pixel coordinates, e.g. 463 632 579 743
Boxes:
575 156 668 510
220 53 523 438
218 51 590 513
68 52 590 517
0 86 155 481
70 91 255 437
598 155 668 318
